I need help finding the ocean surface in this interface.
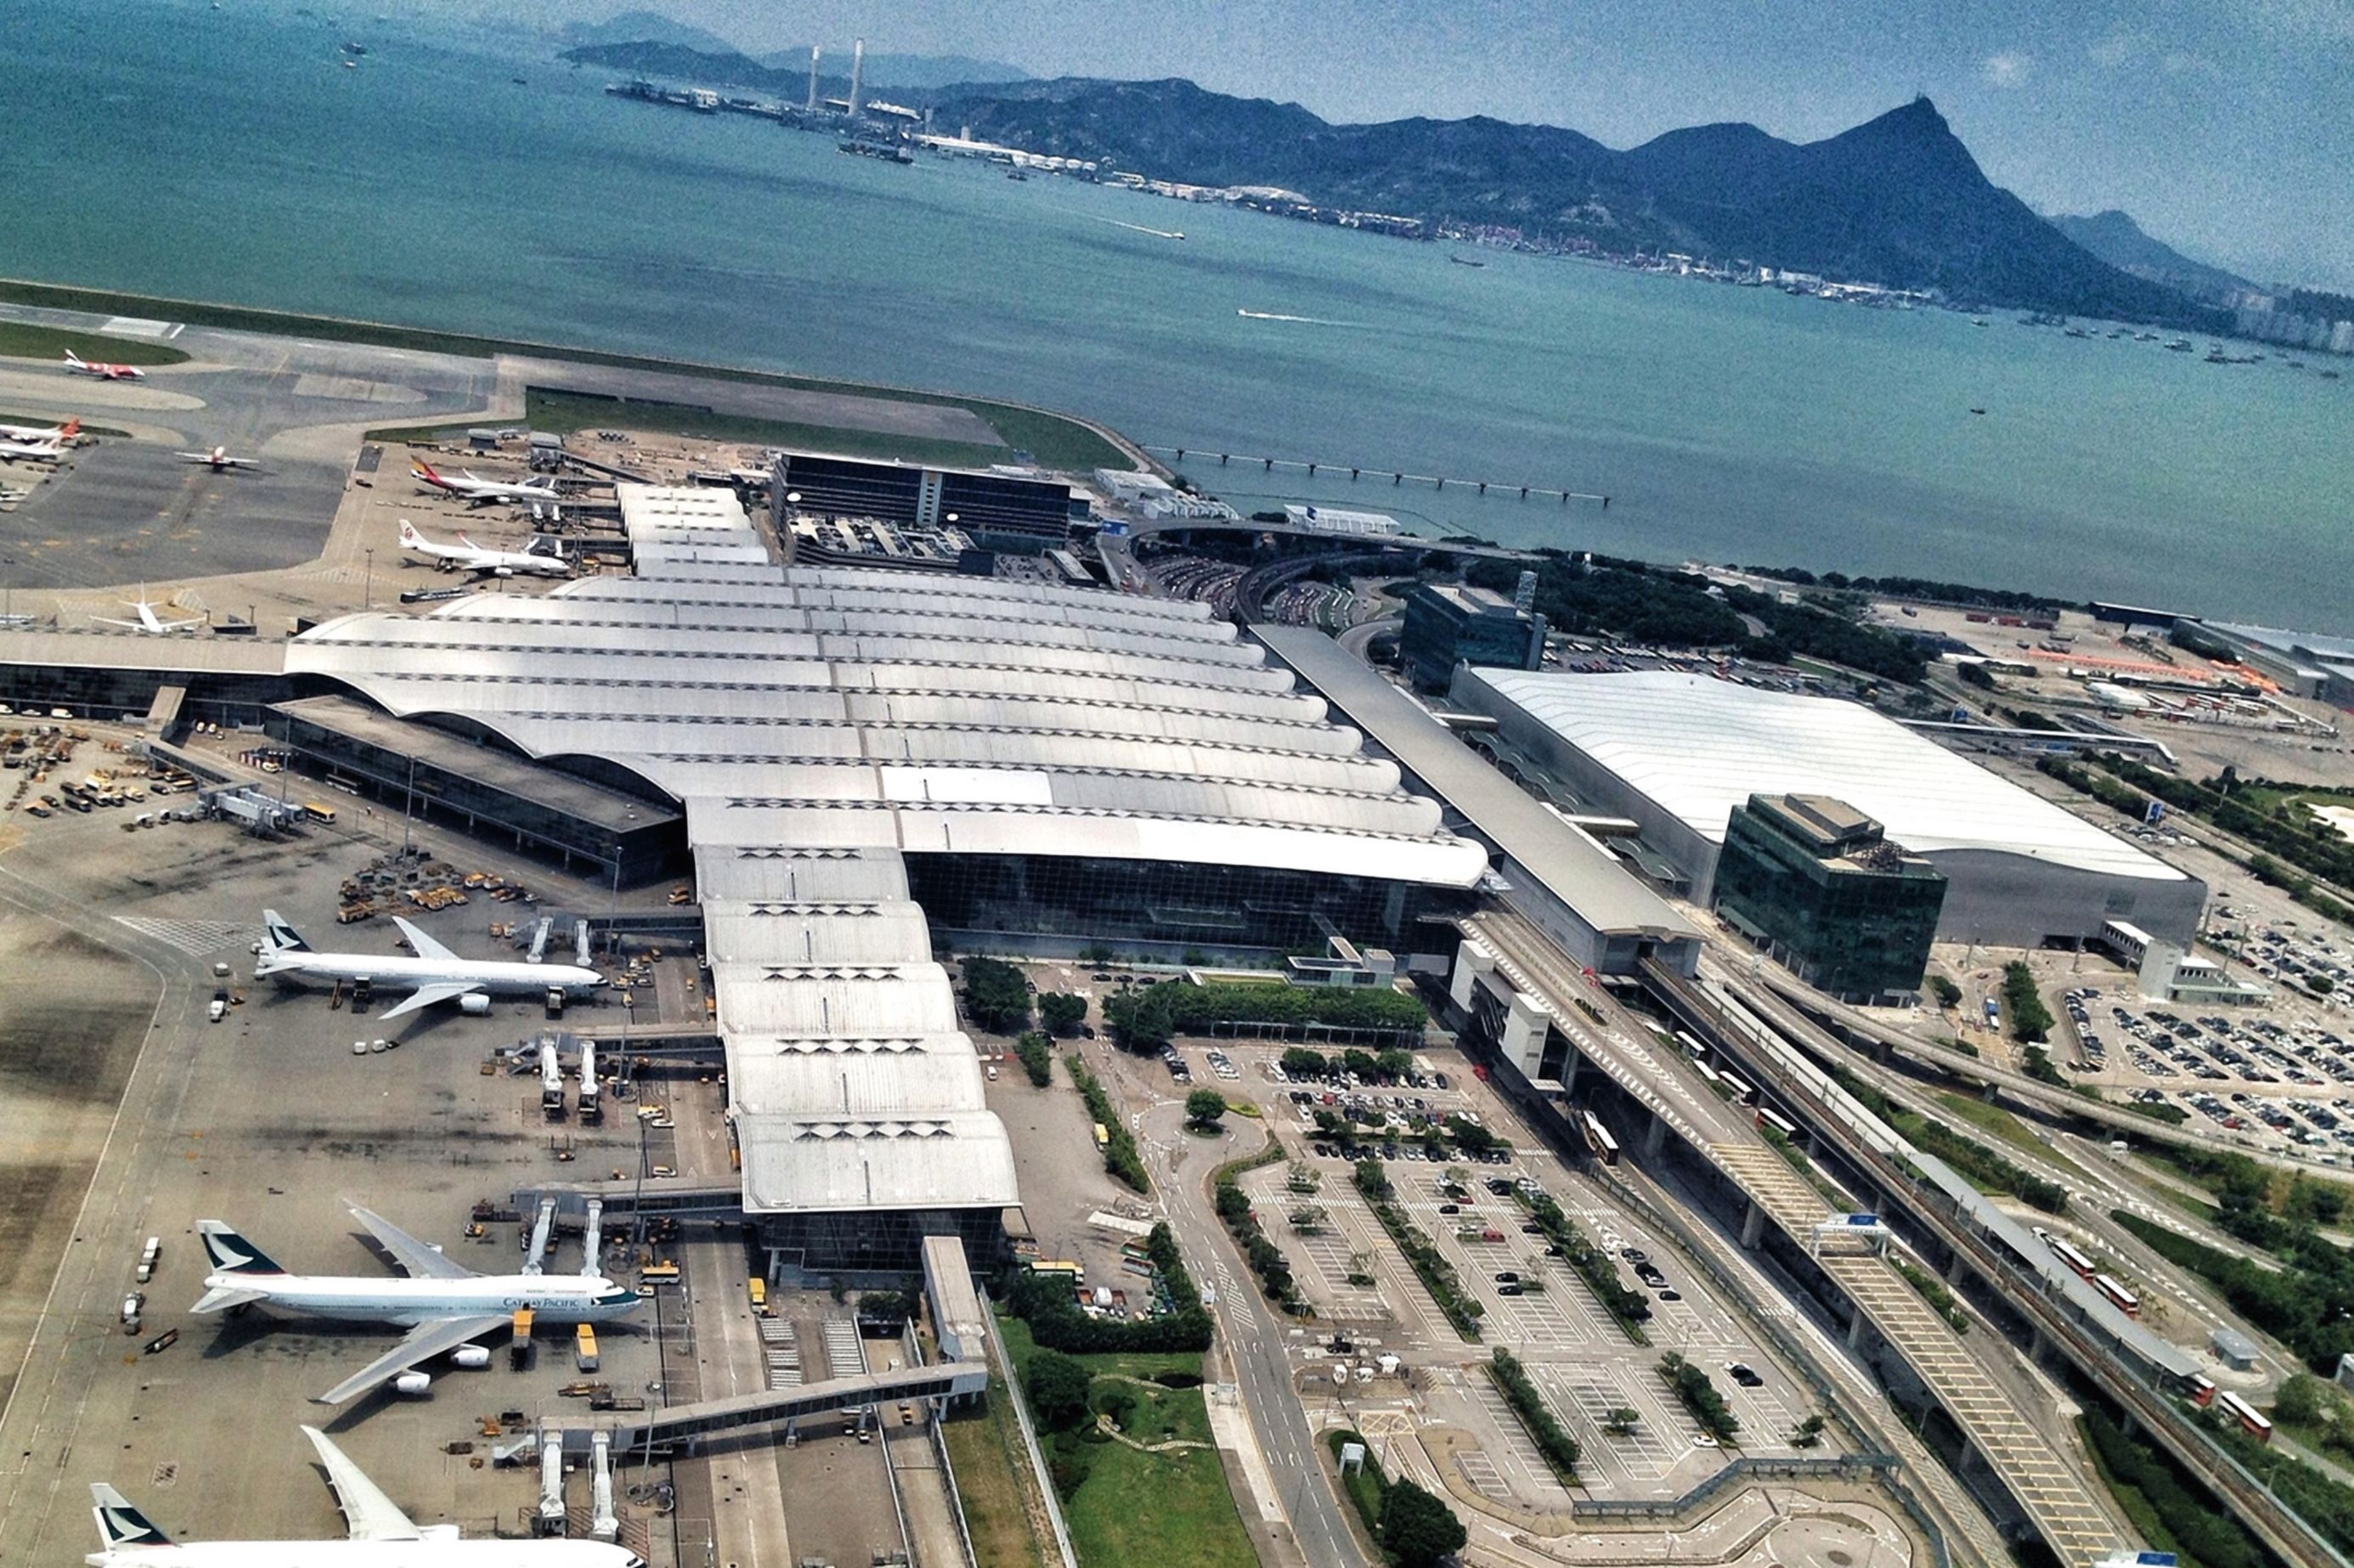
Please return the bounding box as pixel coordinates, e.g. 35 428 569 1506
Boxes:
6 0 2351 629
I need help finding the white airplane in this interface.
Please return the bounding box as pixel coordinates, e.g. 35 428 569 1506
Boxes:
88 1424 646 1567
398 518 570 578
176 445 262 471
0 415 79 443
64 349 146 381
192 1206 642 1405
0 435 63 465
94 590 205 635
410 459 560 505
256 908 601 1018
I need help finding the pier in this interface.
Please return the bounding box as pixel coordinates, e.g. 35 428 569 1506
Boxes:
1143 444 1608 506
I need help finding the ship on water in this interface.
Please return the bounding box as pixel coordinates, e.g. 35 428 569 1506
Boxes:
839 139 914 165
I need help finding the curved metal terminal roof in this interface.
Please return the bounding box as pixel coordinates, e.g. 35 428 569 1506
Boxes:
286 494 1485 1221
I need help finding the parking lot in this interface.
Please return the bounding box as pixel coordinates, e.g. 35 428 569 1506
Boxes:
1186 1038 1838 1508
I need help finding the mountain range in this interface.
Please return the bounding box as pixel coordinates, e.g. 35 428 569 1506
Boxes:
556 25 1028 95
2048 210 2255 303
925 80 2223 328
565 37 2234 329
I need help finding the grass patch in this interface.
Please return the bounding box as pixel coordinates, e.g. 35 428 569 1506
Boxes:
0 276 1126 470
1933 1092 2093 1184
0 321 188 368
940 1372 1053 1568
996 1316 1256 1568
370 385 1010 468
1326 1428 1386 1536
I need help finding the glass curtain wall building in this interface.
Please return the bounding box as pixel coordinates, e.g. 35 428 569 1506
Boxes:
1711 793 1947 1003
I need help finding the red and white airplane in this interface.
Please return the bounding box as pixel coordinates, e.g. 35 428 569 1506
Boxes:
410 460 560 506
176 446 262 471
0 415 78 443
63 350 146 382
0 434 65 465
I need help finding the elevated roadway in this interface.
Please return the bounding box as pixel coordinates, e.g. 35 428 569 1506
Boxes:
1646 959 2347 1568
1464 906 2127 1565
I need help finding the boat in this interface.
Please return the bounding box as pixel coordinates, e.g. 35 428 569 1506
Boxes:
340 40 367 55
2322 369 2343 381
1448 254 1487 268
838 139 913 165
2164 339 2193 352
1971 318 1989 327
1006 169 1028 181
1969 407 1987 415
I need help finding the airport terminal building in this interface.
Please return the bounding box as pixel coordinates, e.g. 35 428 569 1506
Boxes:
1449 668 2205 951
274 487 1487 1270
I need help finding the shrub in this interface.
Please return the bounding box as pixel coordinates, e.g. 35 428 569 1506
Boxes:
1027 1349 1092 1430
1927 974 1962 1007
1067 1055 1149 1193
2001 962 2052 1043
1013 1031 1053 1087
1657 1352 1739 1441
1488 1348 1580 1479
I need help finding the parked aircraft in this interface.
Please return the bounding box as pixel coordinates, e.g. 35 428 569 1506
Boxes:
0 435 63 465
410 460 560 505
93 591 204 635
0 415 78 443
192 1206 641 1405
256 909 601 1018
89 1423 646 1565
398 519 569 577
64 350 146 381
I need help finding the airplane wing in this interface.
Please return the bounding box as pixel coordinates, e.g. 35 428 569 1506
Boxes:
189 1283 271 1314
90 617 145 631
313 1314 505 1407
351 1204 473 1281
299 1424 423 1538
391 916 456 962
375 980 482 1020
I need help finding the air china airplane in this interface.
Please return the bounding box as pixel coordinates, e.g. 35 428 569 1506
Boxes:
397 518 569 577
64 350 146 381
192 1205 641 1404
87 1424 646 1567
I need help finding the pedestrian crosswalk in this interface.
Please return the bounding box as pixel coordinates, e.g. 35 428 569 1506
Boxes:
112 917 251 956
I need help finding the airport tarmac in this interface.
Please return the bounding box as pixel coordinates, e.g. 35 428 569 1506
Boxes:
0 757 693 1567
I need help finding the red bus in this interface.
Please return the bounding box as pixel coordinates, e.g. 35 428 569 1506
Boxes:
2218 1390 2272 1442
2093 1273 2140 1318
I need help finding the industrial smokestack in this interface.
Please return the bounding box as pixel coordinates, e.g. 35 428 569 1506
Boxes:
806 45 820 113
848 37 864 120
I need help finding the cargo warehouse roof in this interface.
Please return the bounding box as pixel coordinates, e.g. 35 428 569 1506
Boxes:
285 490 1486 1222
1463 669 2186 883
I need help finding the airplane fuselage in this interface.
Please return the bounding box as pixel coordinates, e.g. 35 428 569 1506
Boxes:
92 1541 641 1568
257 950 602 998
208 1272 641 1327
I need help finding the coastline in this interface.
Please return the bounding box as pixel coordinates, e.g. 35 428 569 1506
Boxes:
0 276 1145 474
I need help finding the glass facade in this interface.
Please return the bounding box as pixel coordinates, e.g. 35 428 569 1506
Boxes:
1399 583 1538 691
1711 794 1946 1003
904 851 1464 955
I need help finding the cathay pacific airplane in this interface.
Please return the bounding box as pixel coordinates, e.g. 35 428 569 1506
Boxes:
255 910 601 1018
193 1206 641 1405
88 1423 644 1566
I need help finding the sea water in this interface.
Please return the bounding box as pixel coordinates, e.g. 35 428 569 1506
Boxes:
4 0 2350 628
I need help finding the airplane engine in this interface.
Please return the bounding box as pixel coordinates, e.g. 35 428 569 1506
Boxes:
494 566 514 578
452 1345 491 1370
460 993 492 1016
392 1371 432 1396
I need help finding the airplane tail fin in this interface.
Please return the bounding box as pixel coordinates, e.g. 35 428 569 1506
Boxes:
64 350 83 368
398 519 424 548
59 418 80 439
262 908 309 953
414 460 443 482
91 1484 172 1550
198 1219 287 1276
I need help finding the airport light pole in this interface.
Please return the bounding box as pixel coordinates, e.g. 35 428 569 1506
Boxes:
363 547 374 610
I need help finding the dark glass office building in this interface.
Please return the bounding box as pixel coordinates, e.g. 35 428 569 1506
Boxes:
1711 793 1947 1003
1399 583 1542 691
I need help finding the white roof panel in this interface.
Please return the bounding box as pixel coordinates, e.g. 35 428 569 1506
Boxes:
1468 669 2187 882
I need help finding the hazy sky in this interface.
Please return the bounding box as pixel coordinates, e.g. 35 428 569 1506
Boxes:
476 0 2354 289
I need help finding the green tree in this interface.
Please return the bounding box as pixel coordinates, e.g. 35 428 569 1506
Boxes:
1281 1046 1330 1078
1790 1413 1826 1448
960 956 1034 1034
1026 1349 1092 1430
1379 1481 1468 1567
1038 991 1089 1036
1927 973 1962 1007
2277 1372 2329 1426
1185 1088 1229 1131
1603 1406 1640 1435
